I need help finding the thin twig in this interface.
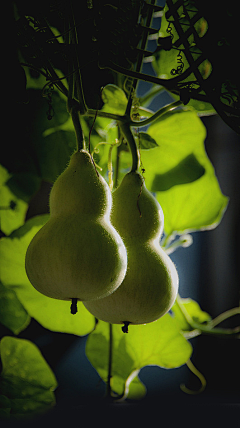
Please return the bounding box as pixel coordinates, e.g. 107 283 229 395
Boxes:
106 323 113 399
125 0 156 117
209 307 240 328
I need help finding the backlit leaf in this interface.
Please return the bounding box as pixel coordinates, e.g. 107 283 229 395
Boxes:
101 84 127 115
0 215 95 336
0 336 57 418
172 298 211 331
139 110 229 236
138 132 158 150
0 165 28 235
0 282 30 335
151 153 205 191
86 316 192 399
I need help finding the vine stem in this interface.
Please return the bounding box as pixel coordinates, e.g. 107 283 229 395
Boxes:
209 307 240 328
140 85 165 106
125 0 155 116
82 100 182 128
175 295 240 338
71 107 86 151
106 323 113 400
129 100 182 127
118 121 140 172
69 0 87 114
180 359 206 395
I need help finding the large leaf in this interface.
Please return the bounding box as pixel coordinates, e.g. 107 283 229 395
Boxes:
5 173 41 204
151 153 205 191
0 215 95 336
0 281 30 335
28 90 76 183
3 89 75 186
0 336 57 418
0 165 28 236
86 316 192 400
139 110 229 236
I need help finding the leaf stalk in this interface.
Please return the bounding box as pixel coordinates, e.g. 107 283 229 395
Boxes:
106 323 113 400
118 121 140 173
175 295 240 338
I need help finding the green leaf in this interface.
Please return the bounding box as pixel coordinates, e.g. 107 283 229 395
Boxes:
38 131 75 183
139 110 229 236
3 89 75 186
138 132 158 150
0 165 28 235
101 84 127 115
31 90 75 182
0 281 30 335
0 215 95 336
151 153 205 191
6 173 41 203
172 298 211 331
86 316 192 399
0 394 11 419
43 115 74 136
0 336 57 418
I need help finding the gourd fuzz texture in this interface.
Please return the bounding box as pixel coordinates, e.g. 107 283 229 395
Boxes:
84 171 179 326
25 150 127 302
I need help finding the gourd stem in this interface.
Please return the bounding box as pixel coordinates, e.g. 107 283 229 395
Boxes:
71 107 86 151
69 0 87 115
70 298 78 315
122 322 130 333
113 129 122 189
118 121 140 173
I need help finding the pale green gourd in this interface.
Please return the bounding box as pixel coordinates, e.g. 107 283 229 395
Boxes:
25 150 127 304
83 171 179 328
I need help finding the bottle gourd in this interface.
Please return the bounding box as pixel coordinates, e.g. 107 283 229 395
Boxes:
84 171 179 329
25 150 127 306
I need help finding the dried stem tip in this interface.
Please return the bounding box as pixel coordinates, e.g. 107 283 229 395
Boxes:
71 298 78 314
122 321 130 333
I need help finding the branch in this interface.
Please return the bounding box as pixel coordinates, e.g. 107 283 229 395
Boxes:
125 0 156 116
71 106 86 151
99 58 200 91
129 100 182 127
209 307 240 328
106 323 113 400
84 109 125 122
118 122 140 172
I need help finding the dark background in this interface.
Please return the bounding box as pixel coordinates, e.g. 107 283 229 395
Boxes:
2 1 240 424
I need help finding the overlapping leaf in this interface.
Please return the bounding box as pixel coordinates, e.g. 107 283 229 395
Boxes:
0 281 30 335
171 298 211 331
139 110 228 236
0 215 95 336
0 165 28 235
0 337 57 418
86 316 192 400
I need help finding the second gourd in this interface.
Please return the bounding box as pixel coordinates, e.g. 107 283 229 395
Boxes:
84 171 179 329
